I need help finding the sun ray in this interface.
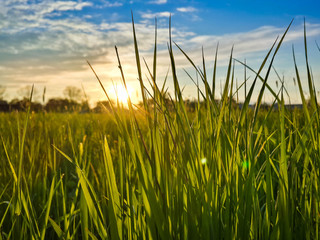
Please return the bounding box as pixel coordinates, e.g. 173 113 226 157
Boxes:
111 84 132 106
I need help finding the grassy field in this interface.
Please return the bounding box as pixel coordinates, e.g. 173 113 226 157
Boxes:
0 19 320 239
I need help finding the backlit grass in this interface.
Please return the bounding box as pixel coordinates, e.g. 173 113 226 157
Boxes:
0 18 319 239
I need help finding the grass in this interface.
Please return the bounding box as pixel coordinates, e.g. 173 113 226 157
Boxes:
0 18 319 239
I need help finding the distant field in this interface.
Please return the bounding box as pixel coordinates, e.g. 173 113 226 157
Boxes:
0 20 320 239
0 100 318 239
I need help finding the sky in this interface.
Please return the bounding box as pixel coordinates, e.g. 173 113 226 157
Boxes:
0 0 320 105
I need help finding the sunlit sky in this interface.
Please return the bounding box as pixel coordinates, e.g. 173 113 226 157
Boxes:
1 0 320 105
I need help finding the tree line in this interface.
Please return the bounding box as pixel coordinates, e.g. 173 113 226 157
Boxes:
1 84 290 113
0 85 202 113
0 85 114 113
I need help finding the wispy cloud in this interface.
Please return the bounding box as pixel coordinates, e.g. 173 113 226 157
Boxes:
148 0 167 5
177 7 197 13
14 1 92 15
99 1 123 8
141 11 172 19
173 24 320 67
0 0 319 103
0 0 183 102
0 0 93 34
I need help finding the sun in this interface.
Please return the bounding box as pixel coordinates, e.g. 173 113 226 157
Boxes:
113 84 130 105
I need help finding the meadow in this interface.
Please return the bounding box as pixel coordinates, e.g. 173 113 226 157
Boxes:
0 19 319 239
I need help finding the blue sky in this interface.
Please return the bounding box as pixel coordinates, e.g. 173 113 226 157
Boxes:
0 0 320 104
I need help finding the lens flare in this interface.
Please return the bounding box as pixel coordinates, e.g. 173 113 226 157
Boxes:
201 158 207 165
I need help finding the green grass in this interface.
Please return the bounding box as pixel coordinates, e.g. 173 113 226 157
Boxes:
0 19 320 239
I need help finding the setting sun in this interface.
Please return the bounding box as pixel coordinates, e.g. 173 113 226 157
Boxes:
112 84 131 106
1 0 320 238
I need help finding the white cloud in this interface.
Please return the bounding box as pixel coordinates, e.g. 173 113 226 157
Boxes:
99 1 123 7
0 0 93 34
177 7 197 13
14 1 92 15
141 11 172 19
148 0 167 4
0 0 319 103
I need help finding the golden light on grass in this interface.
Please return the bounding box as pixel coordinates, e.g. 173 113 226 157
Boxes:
2 17 320 240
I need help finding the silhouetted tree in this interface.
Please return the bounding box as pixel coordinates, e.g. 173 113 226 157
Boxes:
31 102 42 112
260 103 271 110
63 86 82 102
9 98 42 112
80 101 90 113
93 101 114 113
9 98 29 111
0 99 9 112
18 85 40 101
45 98 81 112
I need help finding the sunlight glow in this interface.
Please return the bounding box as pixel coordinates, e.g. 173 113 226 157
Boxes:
201 157 207 165
112 84 132 106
